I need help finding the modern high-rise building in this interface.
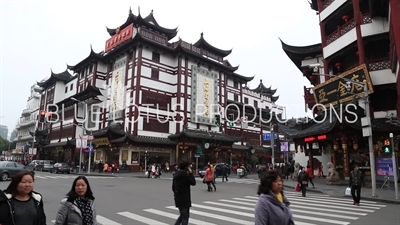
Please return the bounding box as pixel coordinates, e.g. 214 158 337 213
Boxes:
9 129 17 142
0 125 8 140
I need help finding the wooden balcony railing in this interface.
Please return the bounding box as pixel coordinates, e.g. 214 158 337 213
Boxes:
367 58 391 71
326 14 372 45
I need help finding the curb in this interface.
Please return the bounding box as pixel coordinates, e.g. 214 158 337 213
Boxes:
75 173 117 177
283 184 400 204
340 195 400 205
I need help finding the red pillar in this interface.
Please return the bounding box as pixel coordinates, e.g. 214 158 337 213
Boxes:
317 0 330 81
352 0 366 64
390 0 400 115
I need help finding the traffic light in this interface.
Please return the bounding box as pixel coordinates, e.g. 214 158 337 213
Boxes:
215 115 221 127
382 139 392 154
227 114 234 127
39 110 46 123
46 111 52 122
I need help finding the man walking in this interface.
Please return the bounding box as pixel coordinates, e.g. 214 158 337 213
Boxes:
221 164 229 182
172 161 196 225
349 165 364 206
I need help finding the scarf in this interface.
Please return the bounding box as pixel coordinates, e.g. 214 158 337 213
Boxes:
75 197 94 225
275 192 283 203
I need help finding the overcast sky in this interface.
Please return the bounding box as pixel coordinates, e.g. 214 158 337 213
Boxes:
0 0 321 137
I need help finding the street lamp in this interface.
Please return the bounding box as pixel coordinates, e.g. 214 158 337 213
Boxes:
145 150 148 173
71 98 93 174
389 133 399 199
271 124 275 167
311 72 377 197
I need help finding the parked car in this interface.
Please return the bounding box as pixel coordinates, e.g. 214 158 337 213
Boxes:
198 163 230 178
199 166 208 178
50 163 71 174
0 161 35 181
35 160 55 172
214 163 231 176
26 160 43 171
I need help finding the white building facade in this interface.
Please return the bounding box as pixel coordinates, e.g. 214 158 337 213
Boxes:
35 9 284 171
14 84 42 156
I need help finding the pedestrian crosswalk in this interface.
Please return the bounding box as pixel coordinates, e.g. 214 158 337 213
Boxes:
50 192 387 225
161 176 260 185
35 175 123 179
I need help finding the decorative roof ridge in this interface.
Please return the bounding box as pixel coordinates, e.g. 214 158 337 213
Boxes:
193 32 232 57
279 38 322 54
49 68 72 78
143 9 159 26
106 8 178 39
67 45 104 71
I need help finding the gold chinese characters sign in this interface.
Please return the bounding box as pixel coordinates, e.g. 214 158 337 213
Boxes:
313 64 374 108
190 65 219 125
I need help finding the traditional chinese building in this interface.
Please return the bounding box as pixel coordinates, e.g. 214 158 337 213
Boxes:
278 0 400 179
34 8 283 171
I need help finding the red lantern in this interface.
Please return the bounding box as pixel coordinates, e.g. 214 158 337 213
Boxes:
335 63 342 70
342 15 350 22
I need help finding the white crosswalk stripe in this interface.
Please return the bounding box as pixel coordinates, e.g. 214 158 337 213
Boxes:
35 175 123 179
50 192 387 225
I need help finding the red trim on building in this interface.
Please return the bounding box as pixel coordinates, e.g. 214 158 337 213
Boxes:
133 46 143 136
352 0 366 64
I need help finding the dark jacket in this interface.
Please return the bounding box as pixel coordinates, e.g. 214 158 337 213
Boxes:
349 170 364 187
172 169 196 208
0 190 46 225
254 191 294 225
298 171 309 183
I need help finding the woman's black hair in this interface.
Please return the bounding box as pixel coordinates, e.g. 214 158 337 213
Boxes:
66 176 95 202
257 169 282 195
5 170 34 196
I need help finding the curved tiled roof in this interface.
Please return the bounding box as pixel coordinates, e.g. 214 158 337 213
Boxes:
250 79 279 103
168 128 241 143
106 8 178 40
277 106 400 139
280 38 322 72
193 32 232 57
112 134 176 145
67 45 104 72
37 68 72 88
90 122 126 138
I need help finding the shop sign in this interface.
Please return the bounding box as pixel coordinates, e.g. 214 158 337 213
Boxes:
304 134 327 143
93 137 110 146
105 23 134 52
313 64 374 108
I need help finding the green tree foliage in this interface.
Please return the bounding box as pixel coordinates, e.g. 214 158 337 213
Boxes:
0 136 16 153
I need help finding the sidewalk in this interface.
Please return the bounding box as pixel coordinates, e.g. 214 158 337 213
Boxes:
282 177 400 204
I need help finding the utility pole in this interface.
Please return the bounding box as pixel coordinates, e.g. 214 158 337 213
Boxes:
389 133 398 199
363 83 377 197
76 100 86 174
271 124 275 167
88 130 93 174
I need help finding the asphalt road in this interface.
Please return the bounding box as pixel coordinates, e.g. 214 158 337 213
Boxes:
0 171 399 225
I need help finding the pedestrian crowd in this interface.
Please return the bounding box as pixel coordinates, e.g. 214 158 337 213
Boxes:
0 162 364 225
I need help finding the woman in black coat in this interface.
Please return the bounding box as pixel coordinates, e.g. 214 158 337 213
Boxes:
0 170 46 225
298 167 310 197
